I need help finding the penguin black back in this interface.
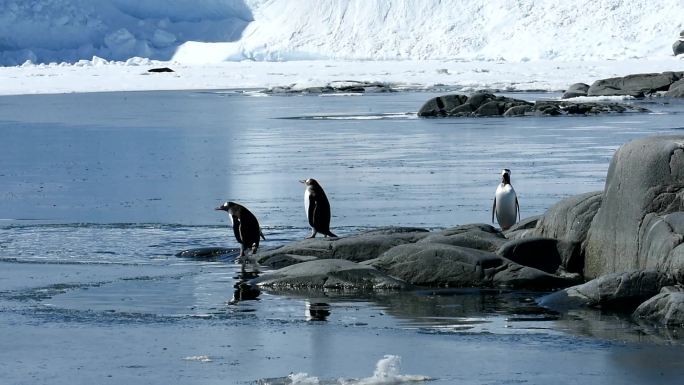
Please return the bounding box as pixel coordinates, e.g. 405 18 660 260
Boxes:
300 178 337 238
215 201 265 256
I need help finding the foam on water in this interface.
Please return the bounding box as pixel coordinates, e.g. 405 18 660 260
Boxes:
275 356 430 385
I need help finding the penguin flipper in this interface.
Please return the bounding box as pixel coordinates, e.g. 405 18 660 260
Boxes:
232 216 243 245
516 197 521 222
491 197 496 224
260 230 266 240
307 194 317 228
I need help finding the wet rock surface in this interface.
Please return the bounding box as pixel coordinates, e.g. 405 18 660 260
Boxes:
633 285 684 326
175 247 237 260
250 259 408 290
539 270 675 311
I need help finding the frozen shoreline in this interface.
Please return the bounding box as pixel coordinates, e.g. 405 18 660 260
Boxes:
0 57 682 96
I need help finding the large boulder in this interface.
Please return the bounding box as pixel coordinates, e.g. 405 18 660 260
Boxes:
584 135 684 279
535 191 602 273
251 259 408 290
587 72 682 97
665 79 684 98
633 285 684 326
369 243 504 287
561 83 590 99
539 270 675 311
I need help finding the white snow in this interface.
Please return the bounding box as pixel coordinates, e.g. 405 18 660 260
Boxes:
0 0 682 95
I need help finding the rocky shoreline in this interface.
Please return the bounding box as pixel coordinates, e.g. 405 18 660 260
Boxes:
177 134 684 329
417 71 683 118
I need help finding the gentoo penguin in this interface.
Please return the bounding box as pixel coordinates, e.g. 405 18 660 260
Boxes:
492 169 520 230
215 201 266 257
300 178 337 238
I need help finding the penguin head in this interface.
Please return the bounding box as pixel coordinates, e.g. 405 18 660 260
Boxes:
300 178 319 187
215 201 238 213
501 169 511 184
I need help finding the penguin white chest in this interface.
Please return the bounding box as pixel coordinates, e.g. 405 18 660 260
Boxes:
304 188 311 219
495 184 518 229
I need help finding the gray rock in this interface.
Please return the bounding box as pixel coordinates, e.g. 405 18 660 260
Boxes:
370 243 504 287
331 231 429 262
674 40 684 56
665 79 684 98
533 102 562 116
257 254 319 270
504 215 540 233
587 72 681 97
418 224 507 252
473 101 504 116
491 262 581 290
496 237 562 274
254 237 334 267
584 135 684 279
253 227 429 268
562 83 590 99
633 285 684 326
539 270 675 311
503 105 533 116
535 191 602 273
418 94 468 117
251 259 408 290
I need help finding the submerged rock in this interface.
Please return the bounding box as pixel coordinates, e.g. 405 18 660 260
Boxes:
633 285 684 326
251 259 408 290
539 270 674 311
175 247 237 259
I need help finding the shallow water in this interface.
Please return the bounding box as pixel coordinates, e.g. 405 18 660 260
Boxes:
1 91 684 384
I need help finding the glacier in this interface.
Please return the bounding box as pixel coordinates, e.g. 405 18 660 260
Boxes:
1 0 683 66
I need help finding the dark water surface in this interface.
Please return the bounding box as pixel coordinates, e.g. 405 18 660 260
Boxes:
1 91 684 384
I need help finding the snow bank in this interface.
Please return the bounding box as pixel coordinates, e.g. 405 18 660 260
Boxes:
7 0 684 65
193 0 684 63
1 0 683 65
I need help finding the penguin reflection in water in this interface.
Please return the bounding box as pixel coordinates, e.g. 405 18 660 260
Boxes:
300 178 337 238
492 169 520 230
215 201 266 258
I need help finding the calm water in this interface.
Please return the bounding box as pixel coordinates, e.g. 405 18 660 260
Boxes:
1 91 684 384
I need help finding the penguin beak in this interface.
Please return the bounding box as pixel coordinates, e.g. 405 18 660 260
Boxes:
215 206 224 211
299 180 306 184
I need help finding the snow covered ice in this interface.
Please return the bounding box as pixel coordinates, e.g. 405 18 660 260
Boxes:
0 0 683 96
